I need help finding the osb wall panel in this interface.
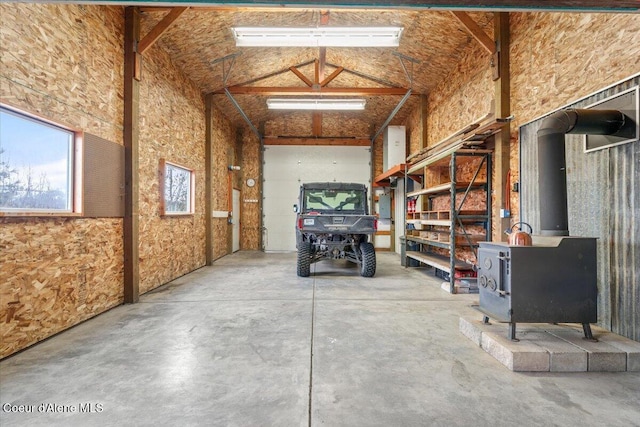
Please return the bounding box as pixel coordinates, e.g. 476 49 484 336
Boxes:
211 107 237 260
138 44 206 294
0 4 125 358
322 112 372 137
431 191 487 212
0 218 124 358
264 112 371 137
233 132 243 190
263 112 308 137
426 46 493 147
0 3 124 144
421 12 640 232
510 12 640 129
508 12 640 223
372 134 384 180
240 130 262 250
405 98 424 157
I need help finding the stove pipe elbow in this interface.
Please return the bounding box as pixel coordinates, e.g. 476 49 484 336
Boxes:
537 109 625 236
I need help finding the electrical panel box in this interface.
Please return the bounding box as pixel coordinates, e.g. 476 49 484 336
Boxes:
378 194 391 219
383 125 406 171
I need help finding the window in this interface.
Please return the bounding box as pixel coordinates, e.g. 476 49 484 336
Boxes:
303 188 366 214
0 104 82 215
160 159 194 215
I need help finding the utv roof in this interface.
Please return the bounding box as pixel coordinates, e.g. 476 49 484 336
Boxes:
302 182 367 190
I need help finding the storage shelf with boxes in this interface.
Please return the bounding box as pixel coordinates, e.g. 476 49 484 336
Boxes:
404 121 502 293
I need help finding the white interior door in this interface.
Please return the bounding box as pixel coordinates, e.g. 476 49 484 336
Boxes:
232 189 240 252
263 145 371 252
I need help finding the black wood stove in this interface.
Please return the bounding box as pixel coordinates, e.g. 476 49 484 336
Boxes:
476 108 630 341
477 236 597 341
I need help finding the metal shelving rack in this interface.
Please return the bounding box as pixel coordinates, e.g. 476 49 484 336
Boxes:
404 149 492 293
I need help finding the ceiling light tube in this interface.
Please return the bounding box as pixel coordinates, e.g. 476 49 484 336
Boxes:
232 26 403 47
267 98 366 111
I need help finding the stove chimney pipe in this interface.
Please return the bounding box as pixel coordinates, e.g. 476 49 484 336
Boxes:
537 109 625 236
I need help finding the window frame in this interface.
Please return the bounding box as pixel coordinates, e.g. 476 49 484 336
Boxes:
159 159 195 216
583 86 639 153
0 103 83 217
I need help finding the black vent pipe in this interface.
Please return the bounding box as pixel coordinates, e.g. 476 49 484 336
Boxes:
537 109 625 236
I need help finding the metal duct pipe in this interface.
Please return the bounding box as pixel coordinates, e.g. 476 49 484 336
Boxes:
537 108 625 236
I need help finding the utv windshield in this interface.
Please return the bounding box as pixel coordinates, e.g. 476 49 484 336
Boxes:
303 188 367 214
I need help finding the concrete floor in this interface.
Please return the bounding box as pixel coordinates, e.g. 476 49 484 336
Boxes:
1 251 639 427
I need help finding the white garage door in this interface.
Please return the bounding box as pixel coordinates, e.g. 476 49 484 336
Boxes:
263 145 371 252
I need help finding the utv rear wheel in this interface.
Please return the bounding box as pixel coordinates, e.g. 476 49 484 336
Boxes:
360 242 376 277
297 241 312 277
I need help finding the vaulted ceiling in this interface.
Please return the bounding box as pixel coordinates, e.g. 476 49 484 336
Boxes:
139 6 496 138
136 1 637 139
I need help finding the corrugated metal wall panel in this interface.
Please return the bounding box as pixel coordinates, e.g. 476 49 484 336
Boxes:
519 75 639 341
565 134 612 330
519 121 540 231
609 142 639 340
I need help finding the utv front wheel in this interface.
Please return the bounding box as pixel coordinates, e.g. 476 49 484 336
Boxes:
360 242 376 277
297 241 312 277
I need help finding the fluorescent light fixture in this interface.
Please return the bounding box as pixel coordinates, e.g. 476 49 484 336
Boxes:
267 98 366 111
232 26 403 47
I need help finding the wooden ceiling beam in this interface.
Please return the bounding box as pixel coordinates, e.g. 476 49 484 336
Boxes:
318 50 326 82
218 87 409 96
313 56 324 137
450 11 495 55
320 66 343 87
123 7 141 304
314 59 320 85
327 63 399 88
493 11 511 241
319 10 331 25
234 59 315 87
138 7 188 55
312 112 322 136
289 66 313 87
